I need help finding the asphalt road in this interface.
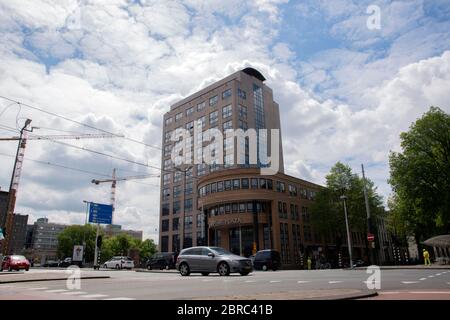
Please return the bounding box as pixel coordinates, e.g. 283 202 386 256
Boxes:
0 268 449 300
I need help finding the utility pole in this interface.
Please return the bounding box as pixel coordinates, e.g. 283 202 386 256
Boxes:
2 119 32 255
362 164 376 265
340 195 353 269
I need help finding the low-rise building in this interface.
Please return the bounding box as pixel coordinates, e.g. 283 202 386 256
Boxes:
104 224 143 241
30 218 67 263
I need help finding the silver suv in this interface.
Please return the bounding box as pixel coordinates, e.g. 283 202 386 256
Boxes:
176 246 253 276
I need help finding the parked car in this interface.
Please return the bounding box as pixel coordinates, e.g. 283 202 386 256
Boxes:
146 252 176 270
1 255 30 271
102 256 134 270
252 249 281 271
58 257 74 268
42 260 60 267
176 246 253 276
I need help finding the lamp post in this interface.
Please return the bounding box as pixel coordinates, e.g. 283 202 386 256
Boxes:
340 195 353 269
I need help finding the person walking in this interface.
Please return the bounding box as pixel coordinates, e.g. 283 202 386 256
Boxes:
423 249 431 266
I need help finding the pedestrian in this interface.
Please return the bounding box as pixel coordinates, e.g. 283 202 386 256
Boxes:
307 256 312 270
423 249 431 266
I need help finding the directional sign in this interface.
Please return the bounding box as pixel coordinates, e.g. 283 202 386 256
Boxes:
73 245 84 262
88 202 113 224
367 233 375 242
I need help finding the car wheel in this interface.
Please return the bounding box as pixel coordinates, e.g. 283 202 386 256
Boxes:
147 264 152 270
25 268 29 271
165 264 169 270
262 265 268 271
8 266 13 272
103 264 107 269
201 272 209 276
218 262 230 276
240 272 250 276
115 264 120 270
179 263 190 276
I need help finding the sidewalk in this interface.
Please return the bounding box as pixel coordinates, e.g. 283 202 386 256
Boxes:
193 289 378 300
0 272 110 284
352 264 450 270
135 268 178 274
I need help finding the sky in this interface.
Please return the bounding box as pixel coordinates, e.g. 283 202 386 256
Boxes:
0 0 449 242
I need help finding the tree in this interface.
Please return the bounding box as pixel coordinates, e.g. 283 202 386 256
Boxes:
311 162 384 244
388 106 450 244
57 224 97 262
139 239 157 259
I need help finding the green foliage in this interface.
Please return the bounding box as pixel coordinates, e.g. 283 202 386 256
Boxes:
99 234 157 263
311 162 385 242
57 224 97 261
388 106 450 241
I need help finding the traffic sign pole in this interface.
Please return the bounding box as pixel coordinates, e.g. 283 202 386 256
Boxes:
94 223 100 270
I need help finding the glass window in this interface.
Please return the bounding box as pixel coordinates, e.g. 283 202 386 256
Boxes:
267 179 273 190
233 179 240 190
209 95 218 106
162 188 170 200
251 178 258 189
185 181 193 195
217 181 224 192
225 204 231 213
162 203 169 216
186 106 194 117
238 120 247 130
224 180 232 191
232 203 238 213
173 201 181 215
241 178 249 189
222 88 232 99
165 117 173 126
222 104 232 118
164 130 172 143
184 198 193 212
173 185 182 198
172 218 179 231
211 182 217 193
198 116 206 129
186 121 194 132
173 171 183 183
161 220 169 232
184 215 193 229
197 101 206 111
247 202 253 212
163 173 171 186
238 88 246 100
175 112 183 122
223 120 233 131
259 178 267 189
238 104 247 118
239 203 246 213
209 111 218 126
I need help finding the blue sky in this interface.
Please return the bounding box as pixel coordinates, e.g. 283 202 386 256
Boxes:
0 0 449 241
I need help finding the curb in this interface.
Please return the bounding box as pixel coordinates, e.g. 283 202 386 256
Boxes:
350 267 450 270
135 269 178 274
332 291 378 300
0 276 110 284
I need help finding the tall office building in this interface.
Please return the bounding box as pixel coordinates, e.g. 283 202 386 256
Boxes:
160 68 331 266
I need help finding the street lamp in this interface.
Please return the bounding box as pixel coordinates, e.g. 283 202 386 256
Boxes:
340 195 353 269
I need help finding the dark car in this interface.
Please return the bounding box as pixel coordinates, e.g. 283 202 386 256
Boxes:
146 252 176 270
1 255 30 271
42 260 60 267
252 250 281 271
58 257 73 268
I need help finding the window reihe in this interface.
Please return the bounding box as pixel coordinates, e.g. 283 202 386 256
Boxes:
161 219 169 232
172 218 179 231
175 112 183 122
222 88 232 99
197 101 206 111
222 104 232 118
238 104 247 119
209 111 218 126
162 203 170 215
238 88 246 100
184 215 193 229
209 95 218 106
173 185 182 198
184 198 193 212
186 106 194 117
208 201 265 216
165 117 173 126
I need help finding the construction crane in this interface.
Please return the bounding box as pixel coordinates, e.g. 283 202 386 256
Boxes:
91 168 160 222
1 123 123 255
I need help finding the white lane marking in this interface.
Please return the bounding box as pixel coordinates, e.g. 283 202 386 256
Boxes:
328 281 343 284
26 287 49 290
401 281 418 284
202 279 213 282
45 289 68 293
270 280 281 283
409 291 450 294
419 278 427 281
297 281 311 284
80 294 109 299
103 297 136 300
428 275 434 278
435 273 442 276
61 291 88 295
245 280 256 283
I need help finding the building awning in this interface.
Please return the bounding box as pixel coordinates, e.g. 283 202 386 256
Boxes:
423 235 450 247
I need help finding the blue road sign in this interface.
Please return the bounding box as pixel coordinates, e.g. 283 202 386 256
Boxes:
88 202 113 224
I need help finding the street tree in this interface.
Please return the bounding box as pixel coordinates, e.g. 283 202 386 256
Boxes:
388 106 450 245
57 224 97 262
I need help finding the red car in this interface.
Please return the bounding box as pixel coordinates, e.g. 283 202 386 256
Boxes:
1 255 30 271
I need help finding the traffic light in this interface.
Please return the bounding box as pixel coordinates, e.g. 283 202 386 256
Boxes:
96 235 102 248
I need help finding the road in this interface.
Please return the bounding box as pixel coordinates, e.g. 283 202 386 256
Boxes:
0 268 449 300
